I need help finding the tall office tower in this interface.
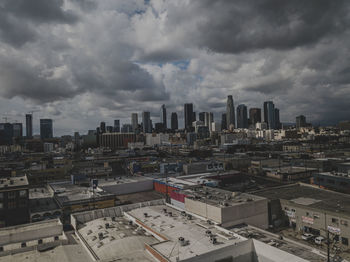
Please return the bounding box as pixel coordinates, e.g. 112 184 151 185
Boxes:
274 108 281 129
40 119 53 139
100 122 106 133
221 113 227 130
236 104 248 128
106 126 114 133
264 101 275 129
249 108 262 126
296 115 306 129
160 104 167 129
12 123 23 138
192 112 196 122
199 112 205 122
131 113 138 132
226 95 235 130
204 112 210 127
171 112 178 130
142 111 151 133
114 120 120 133
25 114 33 138
0 123 14 145
184 103 194 131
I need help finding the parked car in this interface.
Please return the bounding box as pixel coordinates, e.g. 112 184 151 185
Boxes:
301 233 314 241
315 236 325 245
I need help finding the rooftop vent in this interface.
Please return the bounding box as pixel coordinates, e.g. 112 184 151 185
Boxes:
210 236 217 244
98 232 104 240
178 237 188 246
187 214 192 220
144 213 148 218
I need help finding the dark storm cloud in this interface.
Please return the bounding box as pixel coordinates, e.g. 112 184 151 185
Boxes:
245 78 293 95
2 0 78 24
0 0 78 47
189 0 350 53
0 56 79 103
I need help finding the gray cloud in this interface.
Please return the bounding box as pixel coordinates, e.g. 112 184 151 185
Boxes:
0 0 349 135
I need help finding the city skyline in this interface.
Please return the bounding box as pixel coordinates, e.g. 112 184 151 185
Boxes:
0 1 349 135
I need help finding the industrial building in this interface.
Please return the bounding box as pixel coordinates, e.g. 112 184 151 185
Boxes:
71 201 308 262
255 183 350 249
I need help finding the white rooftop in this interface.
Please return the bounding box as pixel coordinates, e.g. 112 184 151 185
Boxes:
126 205 246 262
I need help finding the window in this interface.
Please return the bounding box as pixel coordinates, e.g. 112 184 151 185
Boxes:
332 218 339 224
8 201 16 209
0 203 3 209
340 182 348 187
38 239 43 245
306 212 310 216
21 242 26 248
0 247 3 252
0 193 3 200
8 191 16 199
334 235 339 242
54 236 59 241
19 190 27 198
342 237 348 246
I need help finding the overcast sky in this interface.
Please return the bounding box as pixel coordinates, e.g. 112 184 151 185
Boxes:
0 0 350 135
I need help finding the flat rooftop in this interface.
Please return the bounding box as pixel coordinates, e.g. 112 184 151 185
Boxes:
97 176 153 187
50 181 114 204
254 183 350 216
127 205 246 262
78 216 157 261
29 186 53 199
0 175 28 189
230 224 326 262
182 186 266 207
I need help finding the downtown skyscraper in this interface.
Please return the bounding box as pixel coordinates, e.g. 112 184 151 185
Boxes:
236 104 248 128
184 103 194 131
264 101 275 129
40 119 53 139
142 111 151 133
160 104 167 129
171 112 178 130
131 113 138 132
25 114 33 138
226 95 235 130
249 108 261 126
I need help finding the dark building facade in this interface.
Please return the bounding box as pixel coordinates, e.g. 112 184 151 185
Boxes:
236 104 248 128
160 104 167 129
114 120 120 133
226 95 235 129
264 101 275 129
184 103 194 131
40 119 53 139
25 114 33 138
249 108 261 126
199 112 205 122
296 115 307 129
171 112 178 131
100 122 106 134
142 111 151 133
221 113 227 131
0 123 14 145
0 175 30 227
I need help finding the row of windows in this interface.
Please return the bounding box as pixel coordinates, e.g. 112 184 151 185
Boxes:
0 236 60 252
0 190 27 200
284 207 348 226
315 177 348 187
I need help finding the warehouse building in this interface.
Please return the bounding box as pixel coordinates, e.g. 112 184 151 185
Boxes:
255 183 350 249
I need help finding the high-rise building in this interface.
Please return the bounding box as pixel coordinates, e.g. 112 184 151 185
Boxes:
40 119 53 139
226 95 235 130
221 113 227 131
249 108 261 126
199 112 205 122
100 122 106 134
274 108 281 129
193 112 196 122
114 120 120 133
236 104 248 128
264 101 275 129
131 113 138 132
160 104 167 129
171 112 178 131
142 111 151 133
25 114 33 138
106 126 114 133
296 115 306 129
184 103 194 131
121 124 133 133
12 123 23 138
0 123 14 145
